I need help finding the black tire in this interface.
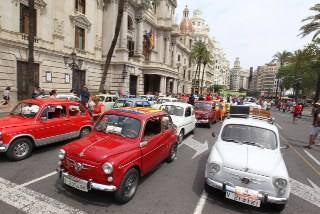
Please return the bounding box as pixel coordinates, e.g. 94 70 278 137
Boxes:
6 137 33 161
207 121 211 128
272 203 286 212
178 130 184 144
167 144 177 162
115 168 140 204
79 127 91 138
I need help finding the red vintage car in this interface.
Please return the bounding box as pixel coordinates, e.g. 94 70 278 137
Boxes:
57 107 178 203
0 99 93 161
194 101 217 127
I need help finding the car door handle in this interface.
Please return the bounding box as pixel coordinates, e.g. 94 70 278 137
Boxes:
140 141 148 147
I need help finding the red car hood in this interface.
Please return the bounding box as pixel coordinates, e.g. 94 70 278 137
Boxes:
64 132 138 163
0 116 35 129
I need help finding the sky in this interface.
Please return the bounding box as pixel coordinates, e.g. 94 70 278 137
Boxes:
177 0 318 69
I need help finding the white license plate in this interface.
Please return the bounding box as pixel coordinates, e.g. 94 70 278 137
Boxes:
63 175 88 192
197 120 208 123
226 190 261 207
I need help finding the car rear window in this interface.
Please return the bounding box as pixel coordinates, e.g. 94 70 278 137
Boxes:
221 124 277 150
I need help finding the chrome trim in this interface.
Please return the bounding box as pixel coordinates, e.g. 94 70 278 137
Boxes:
206 178 288 204
8 134 36 145
36 131 79 146
119 156 142 169
66 157 97 170
0 143 8 152
57 167 116 192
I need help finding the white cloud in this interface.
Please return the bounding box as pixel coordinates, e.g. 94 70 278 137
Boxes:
177 0 318 68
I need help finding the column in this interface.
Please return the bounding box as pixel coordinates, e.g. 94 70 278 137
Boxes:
136 15 143 56
165 36 170 65
157 32 164 63
120 3 128 49
172 42 177 67
160 76 166 95
173 79 178 94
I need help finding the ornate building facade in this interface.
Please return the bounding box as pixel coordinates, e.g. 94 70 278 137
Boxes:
0 0 188 101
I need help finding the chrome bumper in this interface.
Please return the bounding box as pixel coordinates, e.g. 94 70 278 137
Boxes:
0 142 8 152
196 119 209 123
57 167 117 192
206 177 288 204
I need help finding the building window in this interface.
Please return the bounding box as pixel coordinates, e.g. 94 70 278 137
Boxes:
178 55 181 62
183 69 186 79
188 70 191 80
75 0 86 14
75 26 85 50
128 39 135 58
20 4 37 35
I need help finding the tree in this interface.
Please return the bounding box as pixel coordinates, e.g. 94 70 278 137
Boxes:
27 0 36 97
99 0 159 92
213 84 223 93
191 41 207 93
200 49 213 94
273 50 292 97
300 3 320 41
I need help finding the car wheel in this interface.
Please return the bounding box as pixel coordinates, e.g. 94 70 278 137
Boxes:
167 144 177 162
80 127 91 138
178 130 184 144
272 203 286 212
6 138 33 161
207 121 211 128
115 168 140 204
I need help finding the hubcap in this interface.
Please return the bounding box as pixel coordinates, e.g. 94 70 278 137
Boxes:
124 174 138 197
14 142 29 158
179 132 184 143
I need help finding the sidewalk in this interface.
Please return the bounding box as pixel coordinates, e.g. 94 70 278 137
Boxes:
0 101 17 116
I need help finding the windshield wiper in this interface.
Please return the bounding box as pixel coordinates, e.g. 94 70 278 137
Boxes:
242 141 265 149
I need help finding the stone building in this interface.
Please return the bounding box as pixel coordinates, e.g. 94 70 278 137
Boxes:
255 63 279 96
0 0 186 101
230 57 249 91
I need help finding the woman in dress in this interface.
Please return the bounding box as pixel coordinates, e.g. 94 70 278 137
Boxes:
92 96 105 121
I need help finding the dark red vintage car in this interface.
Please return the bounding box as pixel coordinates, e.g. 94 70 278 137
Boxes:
0 99 92 161
194 101 217 127
57 107 178 203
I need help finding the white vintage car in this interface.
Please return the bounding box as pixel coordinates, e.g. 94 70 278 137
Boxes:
159 102 196 143
205 107 290 211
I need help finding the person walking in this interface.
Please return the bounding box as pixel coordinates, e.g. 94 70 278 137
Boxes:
49 89 57 98
92 96 105 121
80 85 90 108
292 103 301 124
305 104 320 149
2 86 10 105
32 87 41 98
188 94 195 106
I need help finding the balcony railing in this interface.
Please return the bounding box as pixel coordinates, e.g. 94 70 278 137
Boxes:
21 34 39 43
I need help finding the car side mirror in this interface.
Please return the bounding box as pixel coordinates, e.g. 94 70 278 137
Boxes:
212 132 216 138
140 141 148 148
280 144 289 150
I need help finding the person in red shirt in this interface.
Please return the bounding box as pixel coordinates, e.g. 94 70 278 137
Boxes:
92 96 105 121
206 93 213 101
293 103 302 124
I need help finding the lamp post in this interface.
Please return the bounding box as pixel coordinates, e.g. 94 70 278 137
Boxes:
63 51 83 94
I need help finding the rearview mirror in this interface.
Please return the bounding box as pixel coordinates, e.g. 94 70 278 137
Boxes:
280 144 289 150
212 132 216 138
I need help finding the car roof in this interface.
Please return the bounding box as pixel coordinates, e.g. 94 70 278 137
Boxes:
160 102 192 108
21 99 79 106
117 98 149 102
97 94 118 97
223 117 278 133
106 107 165 120
159 97 178 100
195 101 214 104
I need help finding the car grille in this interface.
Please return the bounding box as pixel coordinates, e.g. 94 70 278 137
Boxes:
66 157 96 172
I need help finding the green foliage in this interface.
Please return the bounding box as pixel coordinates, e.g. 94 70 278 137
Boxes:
238 88 247 93
213 84 223 93
300 4 320 40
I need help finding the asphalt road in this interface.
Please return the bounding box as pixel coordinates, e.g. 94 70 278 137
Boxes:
0 110 319 214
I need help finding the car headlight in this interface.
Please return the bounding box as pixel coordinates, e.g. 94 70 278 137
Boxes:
58 149 66 160
102 162 113 174
273 178 288 189
208 162 221 174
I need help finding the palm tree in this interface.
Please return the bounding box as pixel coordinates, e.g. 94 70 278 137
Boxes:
191 41 206 93
300 3 320 40
200 49 213 94
99 0 159 92
273 50 292 97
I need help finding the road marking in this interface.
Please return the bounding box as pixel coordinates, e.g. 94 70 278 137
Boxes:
307 178 320 193
291 178 320 208
0 177 86 214
304 150 320 167
180 135 209 159
275 123 283 130
193 191 208 214
16 171 57 188
280 135 320 177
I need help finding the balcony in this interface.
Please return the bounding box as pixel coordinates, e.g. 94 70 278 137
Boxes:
21 34 39 43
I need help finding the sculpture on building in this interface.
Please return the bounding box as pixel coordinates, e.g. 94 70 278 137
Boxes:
143 30 155 60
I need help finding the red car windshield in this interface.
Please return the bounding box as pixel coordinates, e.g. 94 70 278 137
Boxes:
195 103 212 111
95 114 141 139
10 103 40 118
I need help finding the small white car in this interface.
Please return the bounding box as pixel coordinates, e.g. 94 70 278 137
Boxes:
205 107 290 211
96 94 119 111
159 102 196 143
152 97 179 109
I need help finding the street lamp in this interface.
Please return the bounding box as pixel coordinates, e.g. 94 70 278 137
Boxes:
64 51 83 71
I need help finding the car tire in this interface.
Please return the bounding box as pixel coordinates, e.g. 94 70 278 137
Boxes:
6 138 33 161
178 130 184 144
272 203 286 212
114 168 140 204
207 121 211 128
167 144 177 162
79 127 91 138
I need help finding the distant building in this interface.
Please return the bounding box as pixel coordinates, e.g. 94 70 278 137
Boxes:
255 63 279 96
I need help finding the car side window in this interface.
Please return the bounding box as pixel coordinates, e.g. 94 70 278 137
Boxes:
112 97 118 102
143 117 162 140
162 115 173 131
136 101 143 107
106 97 112 102
185 107 191 117
69 105 80 117
41 105 66 120
143 101 150 107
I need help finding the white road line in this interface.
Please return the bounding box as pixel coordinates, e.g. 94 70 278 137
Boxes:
304 150 320 166
16 171 57 188
0 177 86 214
275 123 283 130
193 191 208 214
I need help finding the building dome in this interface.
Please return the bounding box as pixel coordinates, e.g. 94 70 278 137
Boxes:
180 6 193 34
